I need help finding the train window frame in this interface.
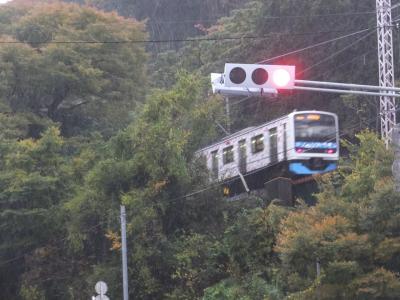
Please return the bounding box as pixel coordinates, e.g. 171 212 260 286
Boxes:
223 146 234 164
251 134 264 153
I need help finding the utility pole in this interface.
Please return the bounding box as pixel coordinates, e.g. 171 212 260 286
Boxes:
376 0 396 146
316 258 321 300
120 205 129 300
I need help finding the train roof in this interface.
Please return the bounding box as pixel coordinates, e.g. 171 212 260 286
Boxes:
197 115 288 153
196 110 337 153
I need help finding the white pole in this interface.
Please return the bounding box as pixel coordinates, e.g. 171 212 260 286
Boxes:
120 205 129 300
293 86 400 97
295 79 400 92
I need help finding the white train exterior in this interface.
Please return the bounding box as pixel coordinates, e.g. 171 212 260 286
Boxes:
196 111 339 183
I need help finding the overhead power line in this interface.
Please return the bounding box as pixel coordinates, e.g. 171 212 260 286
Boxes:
315 47 377 80
297 30 376 76
0 27 376 45
257 27 375 64
147 10 376 24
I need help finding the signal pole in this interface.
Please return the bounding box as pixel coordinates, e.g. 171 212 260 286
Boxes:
376 0 396 146
120 205 129 300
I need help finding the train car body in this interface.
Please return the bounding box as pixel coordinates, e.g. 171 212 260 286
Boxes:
196 111 339 195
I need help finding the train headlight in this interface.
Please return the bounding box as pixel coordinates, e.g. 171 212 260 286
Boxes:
326 149 336 154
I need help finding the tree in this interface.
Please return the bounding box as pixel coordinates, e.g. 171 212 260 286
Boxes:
152 0 379 134
0 127 75 299
84 0 247 50
63 72 227 298
0 2 148 136
275 132 400 299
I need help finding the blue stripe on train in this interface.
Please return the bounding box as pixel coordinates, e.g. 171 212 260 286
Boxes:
289 162 337 175
295 141 338 149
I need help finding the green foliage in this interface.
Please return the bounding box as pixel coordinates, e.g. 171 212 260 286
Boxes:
86 0 247 48
340 131 393 202
165 233 225 299
0 2 148 136
203 276 282 300
2 0 400 299
223 206 288 277
0 127 77 299
276 132 400 299
20 285 45 300
152 0 379 134
152 1 264 88
349 268 400 300
62 72 226 299
323 260 362 285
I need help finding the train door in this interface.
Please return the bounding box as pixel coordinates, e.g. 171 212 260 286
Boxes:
211 150 219 179
238 139 247 173
269 128 278 163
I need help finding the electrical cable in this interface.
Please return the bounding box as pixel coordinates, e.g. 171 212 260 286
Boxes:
257 10 400 72
0 4 393 271
222 32 375 108
226 20 380 107
0 116 384 291
314 47 377 80
217 27 377 107
256 27 374 64
145 11 376 25
0 5 394 283
296 30 376 76
177 7 396 202
0 114 382 269
295 11 400 81
0 27 378 45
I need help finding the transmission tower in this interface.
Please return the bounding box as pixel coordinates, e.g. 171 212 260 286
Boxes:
376 0 396 146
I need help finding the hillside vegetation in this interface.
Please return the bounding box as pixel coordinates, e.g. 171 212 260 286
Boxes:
0 1 399 299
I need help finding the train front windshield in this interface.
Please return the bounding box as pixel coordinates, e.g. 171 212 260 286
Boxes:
294 114 337 153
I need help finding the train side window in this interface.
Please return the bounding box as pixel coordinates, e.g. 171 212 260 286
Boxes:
251 134 264 153
223 146 234 164
211 150 219 179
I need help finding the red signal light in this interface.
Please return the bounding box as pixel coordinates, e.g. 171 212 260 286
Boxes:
272 69 292 88
224 63 295 90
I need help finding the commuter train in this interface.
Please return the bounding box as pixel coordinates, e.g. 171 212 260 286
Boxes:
196 111 339 194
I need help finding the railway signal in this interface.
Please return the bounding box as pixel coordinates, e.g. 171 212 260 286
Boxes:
224 63 295 90
211 64 400 99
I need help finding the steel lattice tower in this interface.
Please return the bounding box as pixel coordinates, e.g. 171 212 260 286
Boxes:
377 0 396 146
